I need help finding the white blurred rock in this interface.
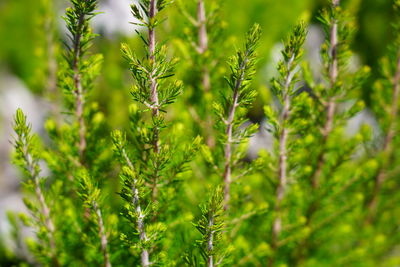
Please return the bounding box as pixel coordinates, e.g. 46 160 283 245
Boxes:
248 120 274 160
92 0 138 36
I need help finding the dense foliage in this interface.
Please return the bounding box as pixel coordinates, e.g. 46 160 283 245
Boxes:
2 0 400 266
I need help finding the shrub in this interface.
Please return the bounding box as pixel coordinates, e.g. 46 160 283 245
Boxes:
7 0 400 266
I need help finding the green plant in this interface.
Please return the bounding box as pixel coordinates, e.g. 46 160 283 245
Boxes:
6 0 400 266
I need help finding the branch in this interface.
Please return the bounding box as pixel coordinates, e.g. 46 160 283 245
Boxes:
71 11 87 163
196 0 215 147
222 24 261 211
197 0 208 55
111 129 150 266
93 202 112 267
207 215 215 267
268 22 306 264
14 109 60 266
270 55 295 255
223 55 248 211
32 165 59 267
148 0 161 201
295 1 341 262
122 145 150 266
311 0 340 189
365 52 400 223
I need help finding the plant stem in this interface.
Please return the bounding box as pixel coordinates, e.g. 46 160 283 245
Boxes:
196 0 215 147
296 1 340 262
148 0 160 201
197 0 208 55
93 202 112 267
72 12 86 163
24 150 59 266
122 150 150 266
269 55 295 267
207 215 214 267
197 0 210 92
223 55 248 211
311 0 339 189
365 52 400 223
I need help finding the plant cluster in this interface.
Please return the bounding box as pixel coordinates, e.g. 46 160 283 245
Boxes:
6 0 400 266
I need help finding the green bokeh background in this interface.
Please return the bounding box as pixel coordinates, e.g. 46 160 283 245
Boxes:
0 0 395 104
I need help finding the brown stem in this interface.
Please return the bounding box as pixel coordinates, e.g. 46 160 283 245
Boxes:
311 0 339 189
24 148 59 266
311 98 336 189
196 0 215 148
207 216 214 267
122 149 150 266
149 0 157 63
223 56 248 211
148 0 160 201
72 12 86 163
296 1 340 263
269 55 295 267
365 53 400 223
197 0 208 55
34 177 59 267
93 202 112 267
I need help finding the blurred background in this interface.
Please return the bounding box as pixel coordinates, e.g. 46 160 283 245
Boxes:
0 0 396 259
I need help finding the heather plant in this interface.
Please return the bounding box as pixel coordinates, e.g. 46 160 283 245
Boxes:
176 0 225 148
4 0 400 266
113 0 202 264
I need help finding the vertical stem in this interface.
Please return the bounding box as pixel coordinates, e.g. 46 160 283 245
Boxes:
207 216 214 267
223 56 248 210
94 203 112 267
72 13 86 163
197 0 215 147
222 91 237 211
366 53 400 223
311 98 336 189
311 0 339 189
122 150 150 266
34 177 59 267
24 148 59 266
269 56 294 266
149 0 158 115
134 177 150 267
149 0 157 64
296 1 340 263
197 0 208 55
148 0 160 201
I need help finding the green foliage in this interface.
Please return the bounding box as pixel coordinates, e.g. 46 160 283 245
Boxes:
4 0 400 266
185 187 226 267
12 108 58 266
213 23 262 211
61 0 102 109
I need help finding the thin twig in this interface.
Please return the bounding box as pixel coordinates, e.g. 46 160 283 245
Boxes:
207 215 215 267
148 0 161 201
311 1 340 189
269 54 295 267
196 0 215 147
197 0 208 55
93 202 112 267
296 1 340 263
71 12 87 163
122 148 150 266
223 55 249 210
24 148 59 267
365 52 400 223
